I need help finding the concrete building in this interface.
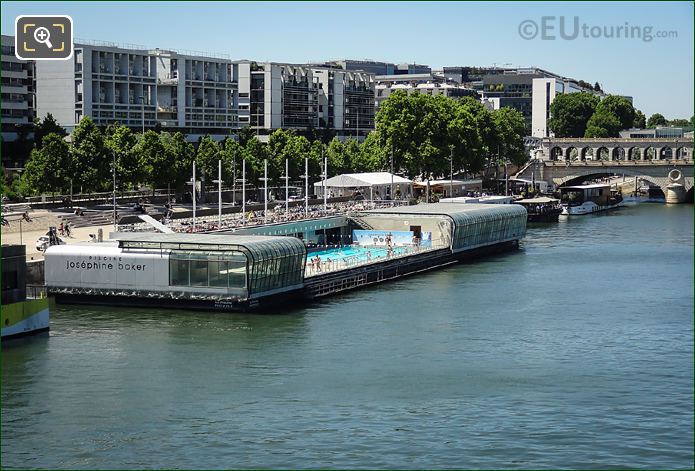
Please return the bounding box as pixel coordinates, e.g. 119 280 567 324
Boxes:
375 73 478 110
35 39 248 139
248 62 375 140
530 77 598 138
323 59 430 76
619 127 691 139
2 35 35 167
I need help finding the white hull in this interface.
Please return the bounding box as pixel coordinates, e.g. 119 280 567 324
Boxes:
561 201 621 215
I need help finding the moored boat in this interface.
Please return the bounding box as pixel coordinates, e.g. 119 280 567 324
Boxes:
514 196 563 222
559 184 623 215
2 245 50 340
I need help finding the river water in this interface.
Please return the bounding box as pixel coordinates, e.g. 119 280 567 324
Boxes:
2 203 693 469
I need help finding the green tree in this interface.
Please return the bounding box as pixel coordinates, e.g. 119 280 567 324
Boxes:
548 92 600 137
668 118 691 128
136 130 176 194
220 138 244 187
585 109 622 138
21 133 71 196
33 113 67 149
161 132 195 192
105 123 140 190
595 95 635 131
195 135 222 186
235 126 257 147
242 136 269 188
70 116 109 192
326 137 347 175
491 107 527 166
633 109 646 128
356 132 386 172
647 113 667 128
267 129 294 183
690 115 695 129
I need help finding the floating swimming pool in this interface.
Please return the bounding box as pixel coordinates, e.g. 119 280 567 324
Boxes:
309 245 411 265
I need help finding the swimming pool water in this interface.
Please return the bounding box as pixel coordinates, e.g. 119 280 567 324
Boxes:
310 245 409 263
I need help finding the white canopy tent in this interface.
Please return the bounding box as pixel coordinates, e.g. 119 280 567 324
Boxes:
314 172 413 200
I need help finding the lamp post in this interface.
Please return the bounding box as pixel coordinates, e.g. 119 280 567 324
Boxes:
390 149 394 201
186 161 197 231
322 151 328 210
300 157 309 218
449 146 454 199
138 94 145 135
112 149 117 230
238 159 246 225
211 159 222 227
259 158 269 225
281 158 289 216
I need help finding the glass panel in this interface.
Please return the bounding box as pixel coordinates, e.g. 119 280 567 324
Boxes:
208 261 228 287
228 260 246 289
190 260 208 286
170 259 189 286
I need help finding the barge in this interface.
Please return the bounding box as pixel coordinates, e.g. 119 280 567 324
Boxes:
2 245 50 340
44 203 527 312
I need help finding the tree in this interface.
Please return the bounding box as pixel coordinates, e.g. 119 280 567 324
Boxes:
195 135 222 186
548 92 600 137
491 107 528 166
33 113 67 149
70 116 109 192
356 132 386 172
105 123 140 190
647 113 667 128
220 138 244 187
668 118 691 128
161 132 195 191
593 82 602 92
242 137 269 189
691 115 695 129
326 137 347 175
267 129 294 184
135 130 176 194
235 126 257 147
21 133 71 195
633 110 646 128
585 108 622 138
594 95 635 131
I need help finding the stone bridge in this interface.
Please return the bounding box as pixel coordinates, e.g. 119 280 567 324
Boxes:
518 137 694 202
535 137 693 162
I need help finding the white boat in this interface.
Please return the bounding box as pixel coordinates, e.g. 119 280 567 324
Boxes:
560 183 623 215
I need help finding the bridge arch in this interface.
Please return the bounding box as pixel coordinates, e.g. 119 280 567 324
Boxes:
627 147 641 161
612 147 626 161
549 146 564 161
675 146 687 159
660 147 673 160
580 147 594 161
597 146 610 161
566 146 578 161
644 146 656 160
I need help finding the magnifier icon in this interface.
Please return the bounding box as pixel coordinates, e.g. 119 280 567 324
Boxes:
33 27 53 49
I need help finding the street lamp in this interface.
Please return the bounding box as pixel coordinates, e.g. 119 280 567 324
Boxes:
186 161 197 230
259 159 269 225
299 157 309 218
138 94 145 135
112 150 117 230
211 159 222 227
280 158 290 216
449 146 454 199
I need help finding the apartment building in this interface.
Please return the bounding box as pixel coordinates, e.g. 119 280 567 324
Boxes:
248 62 375 140
375 73 479 111
35 39 248 138
2 35 35 167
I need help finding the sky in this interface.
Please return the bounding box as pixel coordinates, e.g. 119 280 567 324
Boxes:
2 1 693 119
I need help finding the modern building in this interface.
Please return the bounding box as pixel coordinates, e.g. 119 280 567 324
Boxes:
375 73 479 110
530 77 601 138
619 127 691 139
35 39 247 139
248 62 375 140
2 35 35 168
323 59 431 76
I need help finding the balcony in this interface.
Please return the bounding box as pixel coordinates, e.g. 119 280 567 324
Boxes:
157 105 178 113
157 76 179 85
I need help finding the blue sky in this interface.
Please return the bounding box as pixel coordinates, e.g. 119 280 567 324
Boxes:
2 1 693 118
